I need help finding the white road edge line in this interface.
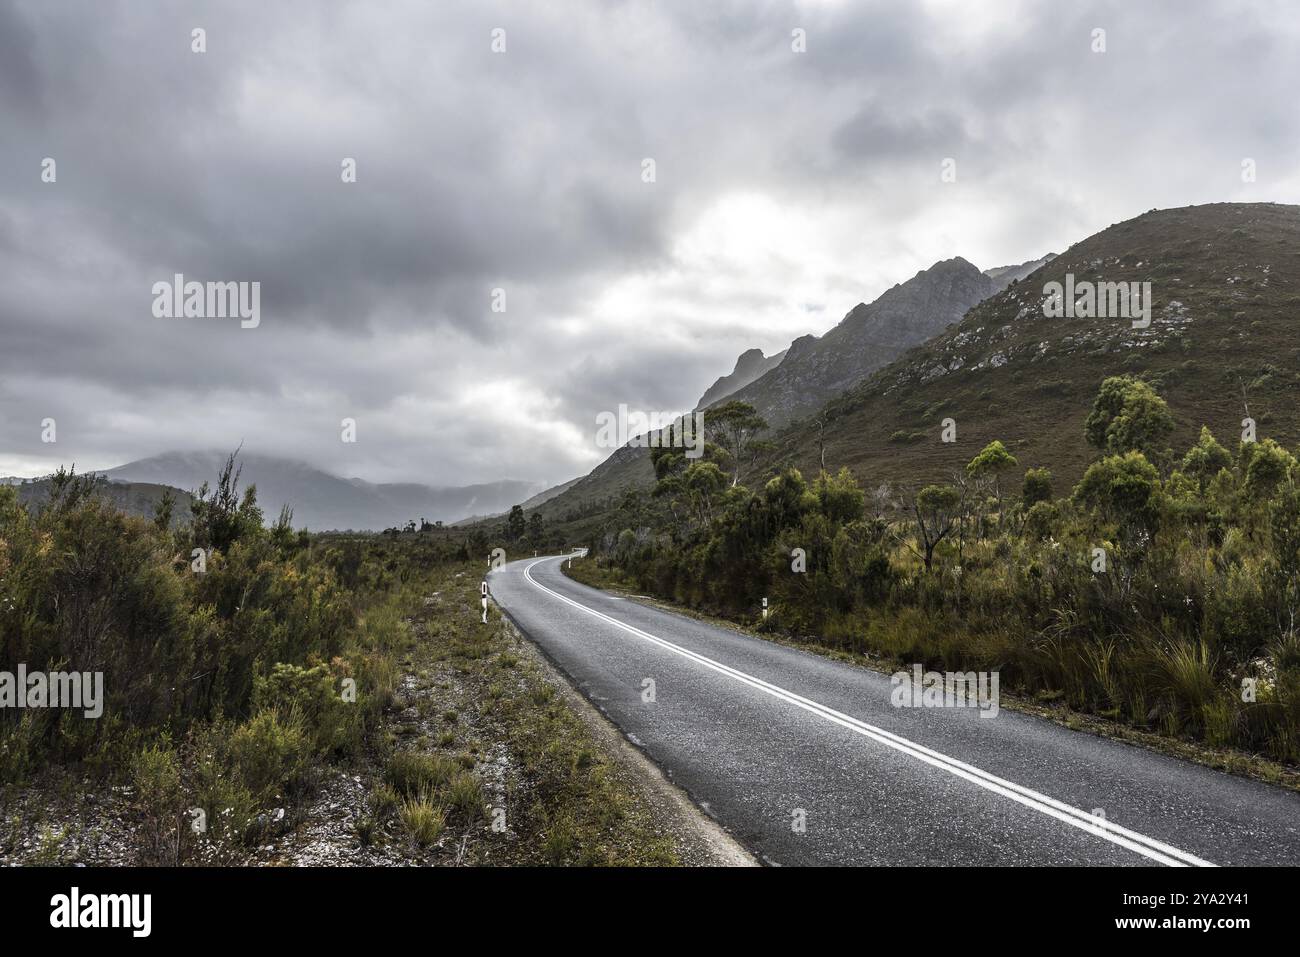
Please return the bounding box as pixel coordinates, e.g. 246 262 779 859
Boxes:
518 557 1215 868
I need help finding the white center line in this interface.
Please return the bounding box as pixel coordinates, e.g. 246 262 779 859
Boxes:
519 557 1215 868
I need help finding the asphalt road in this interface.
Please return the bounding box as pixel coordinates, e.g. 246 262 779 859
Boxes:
489 555 1300 866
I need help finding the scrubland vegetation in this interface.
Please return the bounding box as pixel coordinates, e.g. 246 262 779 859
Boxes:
0 457 426 859
574 380 1300 769
0 457 680 865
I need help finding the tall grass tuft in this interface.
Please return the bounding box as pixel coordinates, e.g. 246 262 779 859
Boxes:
399 797 446 847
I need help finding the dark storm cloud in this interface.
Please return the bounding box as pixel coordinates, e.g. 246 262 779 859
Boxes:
0 1 40 116
831 106 971 162
2 0 1297 486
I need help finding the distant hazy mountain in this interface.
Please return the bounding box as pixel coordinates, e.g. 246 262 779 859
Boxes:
695 347 787 410
519 476 582 510
714 256 1027 428
11 476 190 526
983 253 1057 285
102 451 543 531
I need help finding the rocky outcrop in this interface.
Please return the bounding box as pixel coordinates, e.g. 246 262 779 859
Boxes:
695 347 787 410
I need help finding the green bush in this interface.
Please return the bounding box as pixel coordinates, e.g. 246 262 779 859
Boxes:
132 741 183 864
252 661 361 757
227 710 311 801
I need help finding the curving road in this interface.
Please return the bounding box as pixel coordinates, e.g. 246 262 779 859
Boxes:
489 555 1300 866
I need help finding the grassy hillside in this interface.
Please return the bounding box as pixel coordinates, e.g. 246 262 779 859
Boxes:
526 445 655 535
761 203 1300 490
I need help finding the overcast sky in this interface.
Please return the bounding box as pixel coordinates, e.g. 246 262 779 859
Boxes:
2 0 1297 487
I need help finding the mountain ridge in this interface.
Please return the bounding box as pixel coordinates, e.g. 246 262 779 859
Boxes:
757 202 1300 489
517 205 1297 535
519 252 1052 528
695 347 787 410
715 254 1054 428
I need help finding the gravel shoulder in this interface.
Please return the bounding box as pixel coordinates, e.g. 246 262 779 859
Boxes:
500 611 755 867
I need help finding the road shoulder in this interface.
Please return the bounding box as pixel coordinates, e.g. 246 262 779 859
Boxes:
495 602 757 867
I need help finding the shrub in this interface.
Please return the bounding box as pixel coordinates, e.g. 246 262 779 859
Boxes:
227 710 311 801
252 661 361 757
132 741 183 864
